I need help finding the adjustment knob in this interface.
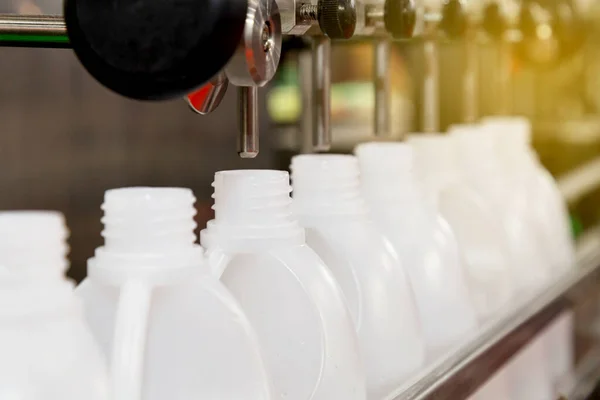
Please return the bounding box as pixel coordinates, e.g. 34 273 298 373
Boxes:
318 0 357 39
64 0 247 100
439 0 467 38
384 0 417 39
482 2 506 39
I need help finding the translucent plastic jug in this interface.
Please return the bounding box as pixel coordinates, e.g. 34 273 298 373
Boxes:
452 125 552 295
486 118 576 388
76 187 272 400
201 170 366 400
291 154 425 398
485 117 575 276
355 143 477 352
409 133 515 321
0 211 109 400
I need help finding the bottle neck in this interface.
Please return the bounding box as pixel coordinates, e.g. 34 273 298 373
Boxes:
0 211 78 318
355 142 423 206
361 171 421 205
0 211 69 277
201 170 305 252
291 155 368 221
92 187 203 271
408 134 463 202
451 125 503 184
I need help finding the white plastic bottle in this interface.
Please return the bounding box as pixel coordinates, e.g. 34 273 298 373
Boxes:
0 211 109 400
355 143 477 352
451 125 552 295
481 119 576 387
201 170 366 400
485 117 575 275
291 154 425 398
76 187 272 400
452 123 555 398
408 133 515 321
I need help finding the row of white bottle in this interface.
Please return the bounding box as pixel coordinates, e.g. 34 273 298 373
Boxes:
0 116 575 400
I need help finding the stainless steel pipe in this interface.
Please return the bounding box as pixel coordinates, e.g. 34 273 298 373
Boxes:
311 36 331 152
0 14 69 47
238 86 260 158
422 39 439 133
373 38 391 137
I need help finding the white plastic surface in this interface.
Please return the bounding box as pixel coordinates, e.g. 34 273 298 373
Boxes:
452 125 552 294
0 211 109 400
201 170 366 400
486 118 576 276
76 187 272 400
485 118 577 388
409 133 515 321
355 143 478 352
291 154 425 399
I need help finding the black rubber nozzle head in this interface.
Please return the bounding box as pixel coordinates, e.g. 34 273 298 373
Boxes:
64 0 247 100
318 0 357 39
384 0 417 39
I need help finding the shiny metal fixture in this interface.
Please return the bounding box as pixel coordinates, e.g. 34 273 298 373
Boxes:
312 36 332 152
238 86 260 158
374 38 391 137
298 48 314 154
0 14 68 47
225 0 282 86
186 72 229 115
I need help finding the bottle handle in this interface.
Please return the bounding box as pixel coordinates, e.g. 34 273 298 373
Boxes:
111 280 153 400
205 247 232 279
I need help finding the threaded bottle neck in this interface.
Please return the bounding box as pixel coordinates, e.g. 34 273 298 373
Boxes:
408 133 461 191
451 124 501 179
291 154 367 218
202 170 304 251
101 187 198 253
0 211 69 278
355 142 419 203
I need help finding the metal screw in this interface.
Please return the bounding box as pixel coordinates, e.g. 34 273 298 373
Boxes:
299 4 319 22
298 0 356 39
261 22 272 52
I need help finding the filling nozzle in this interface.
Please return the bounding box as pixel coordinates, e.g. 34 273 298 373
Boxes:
295 0 358 152
362 0 417 138
422 38 440 133
311 36 332 152
418 0 467 132
238 87 260 158
373 38 391 137
298 47 314 154
227 0 282 158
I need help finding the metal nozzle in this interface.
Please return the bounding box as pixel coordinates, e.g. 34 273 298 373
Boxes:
238 86 259 158
374 38 391 137
312 36 332 152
